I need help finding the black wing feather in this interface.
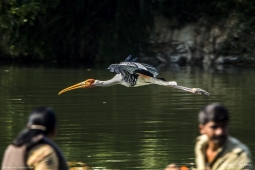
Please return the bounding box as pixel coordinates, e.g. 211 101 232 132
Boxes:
124 55 138 62
134 69 154 77
108 64 152 77
130 57 138 62
107 64 127 77
107 55 158 77
117 62 158 77
124 55 133 62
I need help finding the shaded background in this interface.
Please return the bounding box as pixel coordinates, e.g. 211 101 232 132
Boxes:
1 0 255 64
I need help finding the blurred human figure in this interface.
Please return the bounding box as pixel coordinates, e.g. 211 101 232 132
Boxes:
1 106 68 170
165 103 253 170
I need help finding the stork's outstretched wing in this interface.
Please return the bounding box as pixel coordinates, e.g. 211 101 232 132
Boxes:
107 64 152 77
107 55 159 77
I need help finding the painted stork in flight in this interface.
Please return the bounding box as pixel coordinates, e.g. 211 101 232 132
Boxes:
58 55 210 96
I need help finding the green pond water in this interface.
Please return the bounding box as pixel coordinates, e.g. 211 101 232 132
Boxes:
0 64 254 169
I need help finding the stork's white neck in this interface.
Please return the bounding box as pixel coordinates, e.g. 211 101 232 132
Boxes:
95 74 123 87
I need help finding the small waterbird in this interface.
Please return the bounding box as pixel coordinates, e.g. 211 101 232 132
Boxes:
58 55 210 96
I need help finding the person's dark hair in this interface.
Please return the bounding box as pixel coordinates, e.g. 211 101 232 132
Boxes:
13 106 57 146
198 103 229 125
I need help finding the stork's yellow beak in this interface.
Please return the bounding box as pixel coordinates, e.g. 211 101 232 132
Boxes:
58 79 95 95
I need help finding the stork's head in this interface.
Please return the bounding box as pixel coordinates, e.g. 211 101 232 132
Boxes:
58 79 96 95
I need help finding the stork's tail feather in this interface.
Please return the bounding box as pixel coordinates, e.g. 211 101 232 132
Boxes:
172 85 210 96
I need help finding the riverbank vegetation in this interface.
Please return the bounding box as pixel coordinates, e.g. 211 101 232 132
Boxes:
1 0 255 65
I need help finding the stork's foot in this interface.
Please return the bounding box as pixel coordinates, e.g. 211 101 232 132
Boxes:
192 88 210 96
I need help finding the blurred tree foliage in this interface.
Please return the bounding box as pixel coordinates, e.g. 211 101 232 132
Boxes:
0 0 157 63
0 0 255 63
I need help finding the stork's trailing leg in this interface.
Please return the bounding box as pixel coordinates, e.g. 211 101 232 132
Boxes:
139 74 210 96
166 82 210 96
171 85 210 96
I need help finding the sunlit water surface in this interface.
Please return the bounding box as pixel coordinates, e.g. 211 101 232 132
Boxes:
0 64 254 170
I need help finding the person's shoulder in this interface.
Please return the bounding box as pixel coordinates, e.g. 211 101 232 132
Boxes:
195 134 208 147
3 144 16 153
196 134 208 142
27 143 57 165
228 136 252 156
3 144 26 156
194 134 208 153
29 143 54 153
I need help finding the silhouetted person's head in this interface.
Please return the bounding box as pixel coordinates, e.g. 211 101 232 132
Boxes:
199 103 229 147
13 106 57 146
